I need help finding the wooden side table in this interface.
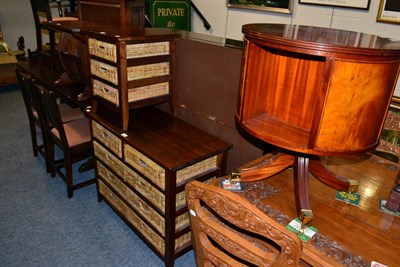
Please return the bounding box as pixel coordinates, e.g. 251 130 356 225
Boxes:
235 24 400 225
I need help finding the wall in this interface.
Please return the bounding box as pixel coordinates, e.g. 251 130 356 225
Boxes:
1 1 399 52
191 0 399 40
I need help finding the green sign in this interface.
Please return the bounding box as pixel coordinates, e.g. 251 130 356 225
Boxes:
148 0 191 31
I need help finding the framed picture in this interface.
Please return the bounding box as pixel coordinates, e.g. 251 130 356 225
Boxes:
227 0 291 14
298 0 370 9
377 0 400 24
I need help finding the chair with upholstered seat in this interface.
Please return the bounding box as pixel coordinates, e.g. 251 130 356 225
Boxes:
32 82 95 198
16 69 48 168
185 180 303 267
16 69 85 173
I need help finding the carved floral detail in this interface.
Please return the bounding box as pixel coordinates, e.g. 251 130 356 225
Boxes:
187 183 300 266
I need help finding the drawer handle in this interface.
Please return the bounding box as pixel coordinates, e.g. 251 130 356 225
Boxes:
110 192 118 200
102 131 109 140
101 87 110 94
100 66 108 71
99 45 105 50
139 159 147 167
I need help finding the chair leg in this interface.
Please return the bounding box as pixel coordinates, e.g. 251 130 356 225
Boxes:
48 141 56 177
29 120 38 157
65 155 73 198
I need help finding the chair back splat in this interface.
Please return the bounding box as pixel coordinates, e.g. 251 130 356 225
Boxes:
185 181 303 267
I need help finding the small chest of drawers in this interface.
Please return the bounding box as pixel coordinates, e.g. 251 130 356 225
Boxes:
87 28 180 132
89 108 232 267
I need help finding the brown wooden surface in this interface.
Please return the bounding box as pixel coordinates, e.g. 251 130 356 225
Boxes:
89 106 232 171
237 24 400 156
225 154 400 266
0 63 17 86
16 60 89 108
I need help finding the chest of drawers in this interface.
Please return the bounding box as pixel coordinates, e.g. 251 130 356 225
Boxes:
89 107 232 266
87 28 180 132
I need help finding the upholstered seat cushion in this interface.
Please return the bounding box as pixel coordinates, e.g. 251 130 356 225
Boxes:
51 118 91 147
59 103 85 123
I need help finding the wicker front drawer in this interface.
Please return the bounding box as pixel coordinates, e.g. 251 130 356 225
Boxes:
176 155 218 185
90 59 118 85
88 39 170 62
128 62 170 81
127 41 170 59
98 180 166 255
93 79 170 107
124 144 166 189
124 165 165 210
98 162 166 234
128 82 169 102
92 120 122 157
94 141 124 178
88 38 117 62
92 79 119 106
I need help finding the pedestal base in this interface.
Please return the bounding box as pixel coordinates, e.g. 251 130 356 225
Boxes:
234 151 359 226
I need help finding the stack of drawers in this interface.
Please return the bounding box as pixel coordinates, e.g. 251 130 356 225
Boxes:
87 29 180 132
89 108 232 266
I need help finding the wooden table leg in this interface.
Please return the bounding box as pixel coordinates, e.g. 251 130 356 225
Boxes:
309 158 358 193
235 152 360 226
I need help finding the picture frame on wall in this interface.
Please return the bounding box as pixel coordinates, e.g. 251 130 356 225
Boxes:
227 0 291 14
298 0 370 10
377 0 400 24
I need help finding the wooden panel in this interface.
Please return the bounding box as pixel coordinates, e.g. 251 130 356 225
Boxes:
240 42 325 131
316 60 400 152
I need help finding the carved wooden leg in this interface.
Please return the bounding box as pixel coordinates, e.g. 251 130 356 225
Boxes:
234 152 295 182
294 156 313 226
309 158 358 193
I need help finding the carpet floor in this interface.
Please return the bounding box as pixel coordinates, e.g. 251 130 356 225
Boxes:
0 85 195 267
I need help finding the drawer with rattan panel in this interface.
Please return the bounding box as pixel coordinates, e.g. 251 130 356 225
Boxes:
87 32 180 132
89 107 232 267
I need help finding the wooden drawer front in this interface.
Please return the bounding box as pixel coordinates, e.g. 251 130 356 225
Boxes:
128 62 170 81
92 120 122 157
88 38 117 62
127 41 170 59
98 180 166 255
176 155 218 185
90 59 118 85
94 141 124 178
128 82 169 102
124 144 166 189
92 79 119 106
98 162 166 235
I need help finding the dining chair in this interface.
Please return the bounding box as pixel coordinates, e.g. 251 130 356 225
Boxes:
16 68 85 172
16 69 48 169
185 180 303 267
32 82 95 198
